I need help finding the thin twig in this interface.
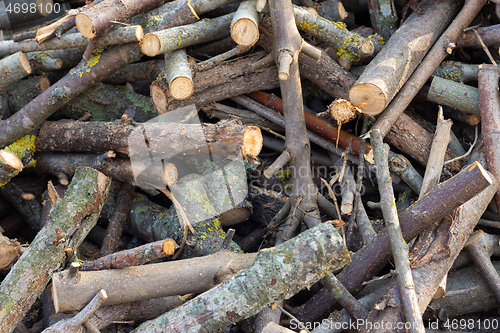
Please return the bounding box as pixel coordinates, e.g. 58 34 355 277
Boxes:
444 125 478 165
473 29 498 66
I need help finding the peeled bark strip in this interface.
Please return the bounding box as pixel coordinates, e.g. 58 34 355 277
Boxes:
371 129 424 333
151 53 279 113
230 0 260 47
141 13 233 57
372 0 487 137
479 64 500 217
131 223 349 333
426 76 480 115
75 0 165 39
0 167 111 333
0 52 32 91
293 161 494 323
367 0 398 41
53 250 257 313
349 0 457 116
36 118 262 160
164 48 194 100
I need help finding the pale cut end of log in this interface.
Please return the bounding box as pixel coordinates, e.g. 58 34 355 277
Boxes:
170 76 194 100
163 163 178 187
340 203 353 215
349 82 387 116
328 99 358 125
242 126 263 159
467 114 481 126
0 150 23 172
220 207 252 226
75 13 96 39
360 41 375 57
18 52 32 75
338 2 348 20
141 34 161 57
36 0 53 16
135 25 144 41
150 82 167 114
162 238 179 255
231 18 259 47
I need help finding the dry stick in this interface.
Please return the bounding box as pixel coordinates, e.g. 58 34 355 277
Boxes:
464 230 500 303
322 272 369 320
452 231 500 270
367 0 398 41
426 76 480 115
43 290 108 333
457 23 500 49
388 154 422 194
0 0 233 149
0 52 32 91
75 0 164 39
349 0 458 116
141 13 233 57
230 0 260 47
100 182 135 257
164 48 194 101
0 167 111 333
479 64 500 217
193 45 251 72
130 223 349 333
35 14 75 44
292 161 493 323
371 129 424 333
372 0 487 138
53 250 256 313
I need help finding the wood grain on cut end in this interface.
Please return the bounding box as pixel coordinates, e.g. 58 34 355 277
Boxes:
360 41 374 57
349 82 386 116
141 34 161 57
162 238 179 256
338 2 348 20
0 150 23 172
75 13 96 39
467 114 481 126
340 203 353 215
150 82 167 114
18 52 31 74
39 76 51 92
242 126 263 159
163 163 178 187
135 25 144 41
220 207 252 227
231 19 259 47
170 76 194 100
36 0 53 16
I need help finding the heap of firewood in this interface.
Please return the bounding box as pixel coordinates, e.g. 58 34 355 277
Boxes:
1 0 500 332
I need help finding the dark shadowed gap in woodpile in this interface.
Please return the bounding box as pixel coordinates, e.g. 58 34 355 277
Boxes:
2 0 500 332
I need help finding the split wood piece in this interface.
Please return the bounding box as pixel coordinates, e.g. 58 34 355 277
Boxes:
430 261 500 317
0 150 22 187
372 0 487 137
141 13 232 57
0 0 53 31
479 64 500 218
464 230 500 303
349 0 458 116
130 222 349 332
246 91 371 158
75 0 164 39
371 129 424 333
359 183 496 333
258 17 357 100
35 153 137 187
35 13 75 44
100 182 135 257
0 167 110 333
151 53 279 114
231 0 260 47
0 52 32 92
0 230 26 270
0 26 143 59
202 102 283 132
418 109 452 198
37 119 262 161
0 177 42 231
367 0 398 41
43 289 108 333
452 232 500 270
125 193 241 258
385 112 461 173
82 239 178 271
389 154 423 194
425 76 480 115
52 250 257 313
290 5 383 68
164 48 193 100
291 161 494 323
457 24 500 49
432 61 478 83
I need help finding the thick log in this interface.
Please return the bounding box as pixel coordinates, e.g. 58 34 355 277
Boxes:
0 52 31 92
0 167 111 333
52 250 257 313
151 52 279 113
349 0 458 116
130 223 349 333
293 161 494 323
36 118 263 161
230 0 260 47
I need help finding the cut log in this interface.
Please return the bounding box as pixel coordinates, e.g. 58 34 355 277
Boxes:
163 48 193 100
230 0 260 47
425 76 480 115
0 52 32 92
